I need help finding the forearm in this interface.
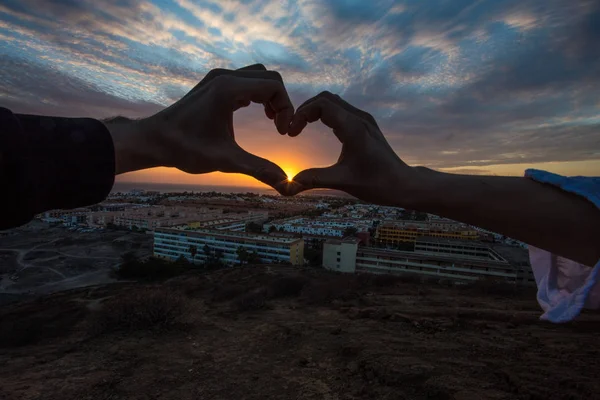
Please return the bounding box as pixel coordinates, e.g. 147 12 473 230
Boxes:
0 108 115 230
402 167 600 266
103 117 161 175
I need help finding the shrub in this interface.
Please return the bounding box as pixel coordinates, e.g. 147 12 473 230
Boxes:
462 277 519 297
267 276 309 299
355 273 406 288
114 256 190 281
301 275 359 305
235 288 269 312
0 304 87 347
88 288 188 335
211 284 246 302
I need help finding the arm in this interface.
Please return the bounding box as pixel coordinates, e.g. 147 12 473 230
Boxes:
1 64 294 230
0 107 115 230
287 92 600 267
406 168 600 266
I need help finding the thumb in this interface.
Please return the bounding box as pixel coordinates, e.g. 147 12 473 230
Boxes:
288 164 347 195
223 146 290 194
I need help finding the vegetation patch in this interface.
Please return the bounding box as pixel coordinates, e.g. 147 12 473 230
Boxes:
88 287 188 335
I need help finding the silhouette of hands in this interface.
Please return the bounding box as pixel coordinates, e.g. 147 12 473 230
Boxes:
115 64 294 194
111 67 412 201
285 92 415 204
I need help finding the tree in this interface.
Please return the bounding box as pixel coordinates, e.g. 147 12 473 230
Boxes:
215 249 224 263
343 227 358 237
246 251 260 264
174 255 191 267
246 222 262 233
236 246 249 265
189 245 197 262
304 248 322 267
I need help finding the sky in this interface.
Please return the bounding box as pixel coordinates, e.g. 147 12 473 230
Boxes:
1 0 599 188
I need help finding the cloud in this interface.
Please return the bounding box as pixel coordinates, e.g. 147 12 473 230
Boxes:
0 0 599 174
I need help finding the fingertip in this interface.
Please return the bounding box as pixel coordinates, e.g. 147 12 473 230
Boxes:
280 180 304 196
288 114 307 137
264 104 275 120
238 63 267 71
275 108 294 135
255 167 288 190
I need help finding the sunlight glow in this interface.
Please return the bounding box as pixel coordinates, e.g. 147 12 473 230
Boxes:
285 169 295 182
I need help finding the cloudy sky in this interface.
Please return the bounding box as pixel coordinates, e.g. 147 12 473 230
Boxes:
1 0 599 187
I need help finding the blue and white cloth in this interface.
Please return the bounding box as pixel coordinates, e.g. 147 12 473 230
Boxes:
525 169 600 323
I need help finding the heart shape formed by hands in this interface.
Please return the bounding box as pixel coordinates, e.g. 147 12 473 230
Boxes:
144 64 409 204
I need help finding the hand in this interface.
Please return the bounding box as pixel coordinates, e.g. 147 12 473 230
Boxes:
107 64 294 194
286 91 417 205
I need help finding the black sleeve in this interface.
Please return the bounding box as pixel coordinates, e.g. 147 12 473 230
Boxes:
0 107 115 230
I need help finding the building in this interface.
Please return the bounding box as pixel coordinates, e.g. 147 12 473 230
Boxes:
415 237 506 261
87 211 119 227
323 237 534 285
42 208 89 226
264 217 371 237
375 220 479 245
322 237 361 273
181 211 270 232
153 228 304 266
113 206 222 231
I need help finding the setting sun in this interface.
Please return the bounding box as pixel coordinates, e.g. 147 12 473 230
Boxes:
281 167 296 183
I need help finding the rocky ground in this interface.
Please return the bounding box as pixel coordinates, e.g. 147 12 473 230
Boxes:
1 266 599 400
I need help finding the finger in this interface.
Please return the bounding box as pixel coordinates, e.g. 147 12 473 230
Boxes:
298 91 379 129
226 76 294 134
289 96 354 141
222 146 290 194
184 64 268 101
287 165 346 195
236 65 278 121
329 93 380 129
264 103 276 120
237 64 267 71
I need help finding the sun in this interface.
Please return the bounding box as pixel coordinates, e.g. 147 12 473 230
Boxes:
284 170 295 182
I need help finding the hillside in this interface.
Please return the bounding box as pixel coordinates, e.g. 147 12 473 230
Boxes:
1 266 599 400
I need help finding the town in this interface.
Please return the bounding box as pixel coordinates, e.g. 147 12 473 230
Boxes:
0 187 535 296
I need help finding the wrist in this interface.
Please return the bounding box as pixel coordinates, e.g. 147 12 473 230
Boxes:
105 117 162 174
393 166 436 210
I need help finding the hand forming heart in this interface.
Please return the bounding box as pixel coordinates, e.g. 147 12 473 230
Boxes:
109 64 295 194
109 65 415 204
285 91 414 205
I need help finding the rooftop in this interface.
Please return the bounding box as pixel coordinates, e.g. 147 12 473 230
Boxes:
155 227 303 245
416 237 487 247
325 237 363 245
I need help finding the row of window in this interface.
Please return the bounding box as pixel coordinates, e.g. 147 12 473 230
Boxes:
356 258 526 277
155 235 293 249
155 243 289 257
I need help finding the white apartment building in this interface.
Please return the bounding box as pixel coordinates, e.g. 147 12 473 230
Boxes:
113 207 223 231
323 237 534 285
153 228 304 266
264 217 371 237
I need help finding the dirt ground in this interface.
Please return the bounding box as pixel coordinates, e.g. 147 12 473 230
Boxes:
1 266 599 400
0 223 152 294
